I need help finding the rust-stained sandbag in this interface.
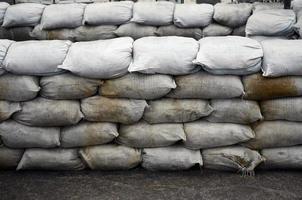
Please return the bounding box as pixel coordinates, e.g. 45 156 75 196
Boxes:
0 101 21 122
61 122 118 147
142 146 202 171
114 23 156 39
184 121 254 150
79 145 141 170
14 97 83 127
100 73 176 100
40 73 101 100
202 23 232 37
155 25 202 40
81 96 147 124
118 121 185 148
143 99 213 123
0 147 23 169
17 148 85 170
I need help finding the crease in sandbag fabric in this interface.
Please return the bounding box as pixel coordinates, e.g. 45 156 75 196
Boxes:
0 101 21 121
0 147 24 169
0 2 9 25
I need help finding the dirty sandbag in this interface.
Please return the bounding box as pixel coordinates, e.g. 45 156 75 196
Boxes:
2 3 45 28
0 27 34 41
243 121 302 149
184 121 254 150
167 72 244 99
194 36 263 75
206 99 262 124
202 146 264 176
0 147 23 169
252 2 283 13
0 3 9 25
79 145 141 170
59 37 133 79
13 97 83 127
114 23 157 39
155 25 202 40
0 120 60 148
61 122 118 148
0 101 21 121
214 3 252 28
143 99 213 123
4 40 71 76
0 74 40 102
40 73 101 100
118 121 185 148
81 96 147 124
0 39 14 73
100 73 176 100
142 146 202 171
202 23 233 37
129 36 199 75
232 25 245 36
17 148 85 170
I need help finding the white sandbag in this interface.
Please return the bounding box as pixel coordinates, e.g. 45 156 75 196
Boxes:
184 121 254 150
131 2 174 26
61 122 118 148
0 74 40 101
40 4 85 30
202 146 264 176
17 149 85 170
118 121 185 148
214 3 252 28
0 39 14 73
59 37 133 79
194 36 263 75
0 147 23 169
261 146 302 169
13 97 83 127
129 36 199 75
261 39 302 77
0 101 21 121
144 99 212 123
114 23 157 39
81 96 147 124
100 73 176 100
2 3 45 28
4 40 71 76
252 2 283 13
167 72 244 99
40 73 101 100
206 99 262 124
83 1 133 25
0 3 9 25
244 121 302 149
261 97 302 122
293 0 302 13
202 23 233 37
155 25 202 40
142 146 202 171
79 145 141 170
232 25 246 36
173 4 213 28
248 35 287 43
246 9 296 36
0 120 60 148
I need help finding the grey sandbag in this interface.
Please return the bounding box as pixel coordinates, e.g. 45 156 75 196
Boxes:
242 73 302 100
40 73 101 100
143 99 213 123
40 4 85 30
202 23 233 37
173 4 213 28
4 40 71 76
243 121 302 149
0 3 9 25
293 0 302 13
0 147 23 169
0 101 21 121
142 146 202 171
100 73 176 100
2 3 45 28
15 0 53 4
0 27 34 41
0 120 60 148
206 99 262 124
214 3 252 28
131 2 174 26
0 74 40 101
118 121 185 148
155 25 202 40
83 1 133 26
79 145 141 170
202 146 264 176
13 97 83 127
114 23 157 39
81 96 147 124
261 97 302 122
184 121 254 150
261 146 302 169
17 148 85 170
0 40 14 73
252 2 283 13
232 25 246 36
61 122 118 147
167 72 244 99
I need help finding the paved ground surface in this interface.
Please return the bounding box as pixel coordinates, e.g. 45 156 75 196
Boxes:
1 169 302 200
